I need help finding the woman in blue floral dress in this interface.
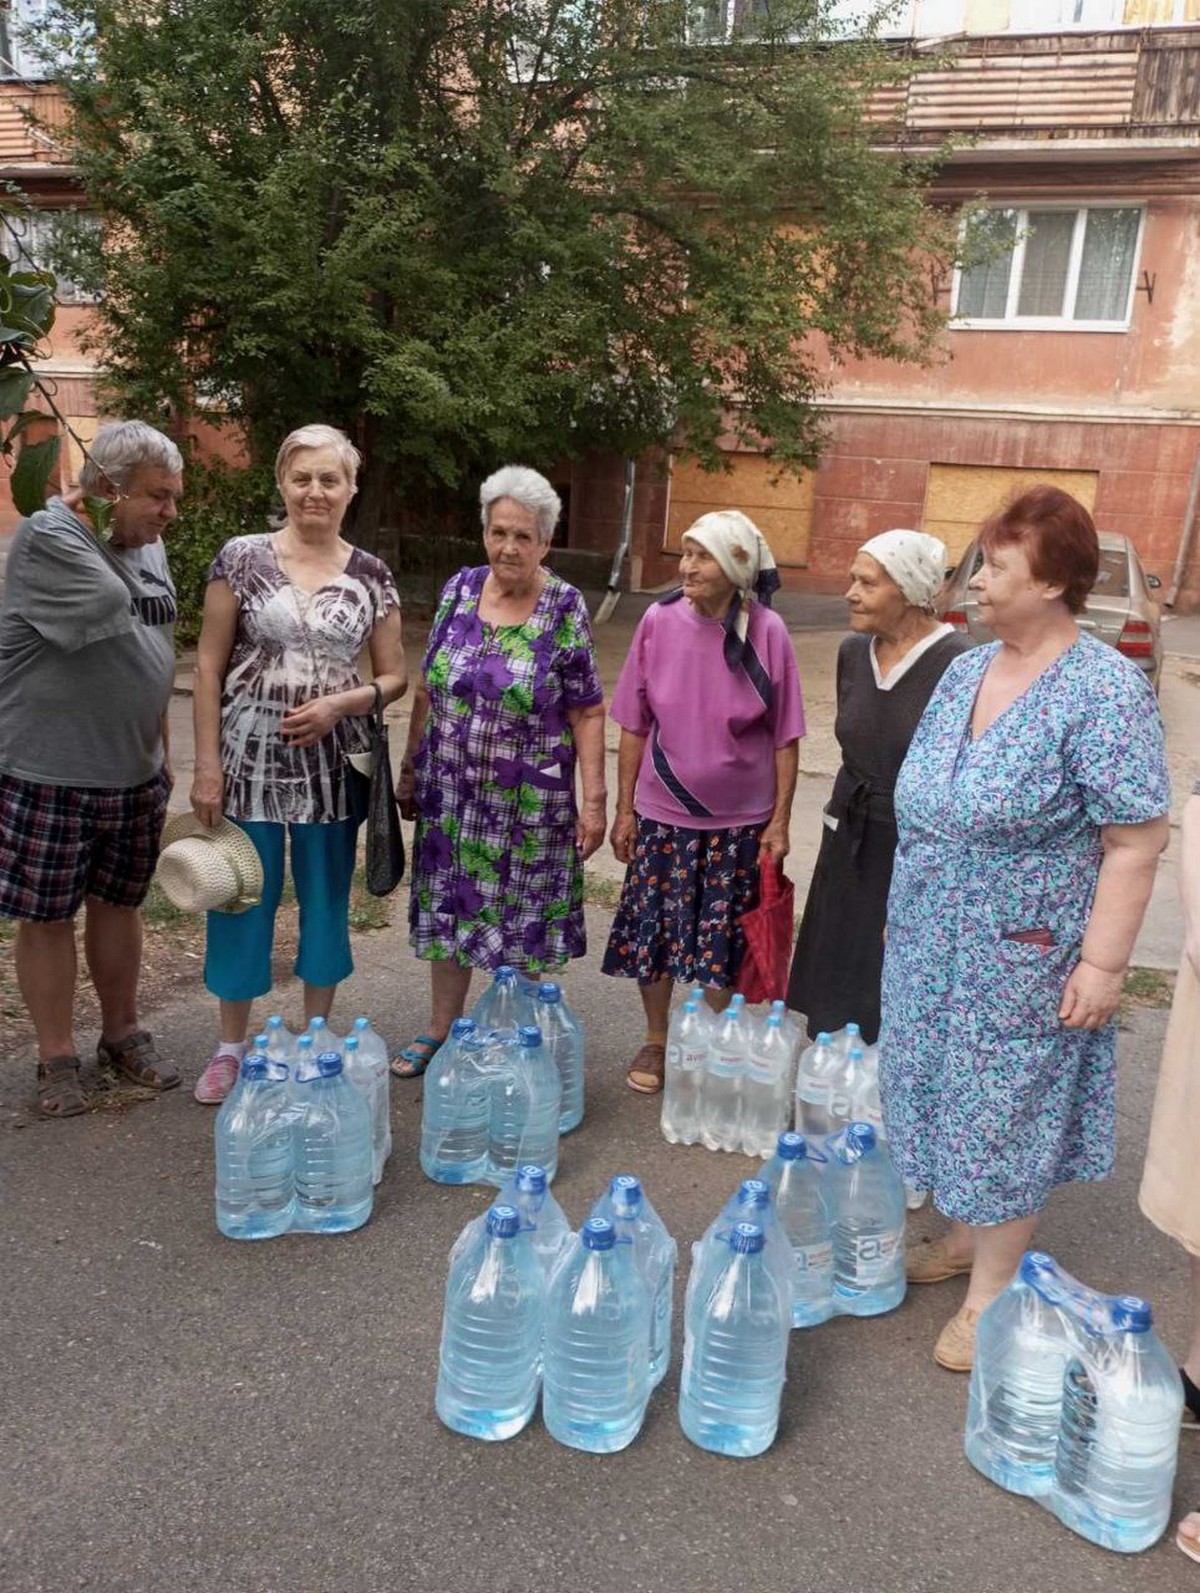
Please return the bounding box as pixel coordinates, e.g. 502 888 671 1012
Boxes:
881 488 1169 1373
393 466 606 1076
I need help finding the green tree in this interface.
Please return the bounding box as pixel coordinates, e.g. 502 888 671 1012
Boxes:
42 0 953 543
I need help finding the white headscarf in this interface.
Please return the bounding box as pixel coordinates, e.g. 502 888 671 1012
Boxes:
680 509 781 667
859 529 947 610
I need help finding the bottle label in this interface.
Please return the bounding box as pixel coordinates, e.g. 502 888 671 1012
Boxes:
711 1049 742 1075
681 1045 707 1072
830 1090 853 1120
848 1231 900 1284
797 1082 828 1105
795 1240 832 1276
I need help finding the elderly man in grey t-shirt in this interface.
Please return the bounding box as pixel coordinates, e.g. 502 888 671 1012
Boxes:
0 420 184 1118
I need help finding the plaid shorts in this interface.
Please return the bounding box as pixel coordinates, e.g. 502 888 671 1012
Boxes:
0 768 171 922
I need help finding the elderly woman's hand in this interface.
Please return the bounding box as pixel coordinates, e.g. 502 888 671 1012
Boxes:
1059 960 1124 1030
610 809 638 865
576 798 607 862
758 818 790 864
396 756 417 822
281 695 344 750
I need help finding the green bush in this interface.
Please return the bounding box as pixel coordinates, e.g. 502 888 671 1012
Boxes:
172 459 275 644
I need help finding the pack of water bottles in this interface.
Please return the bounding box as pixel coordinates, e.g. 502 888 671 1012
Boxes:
420 967 585 1188
435 1168 675 1451
966 1251 1183 1554
662 991 801 1157
213 1015 390 1240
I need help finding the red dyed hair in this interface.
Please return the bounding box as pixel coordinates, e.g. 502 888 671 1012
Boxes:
979 486 1099 615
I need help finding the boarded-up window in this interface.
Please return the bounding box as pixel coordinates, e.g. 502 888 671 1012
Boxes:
666 452 812 566
922 464 1099 563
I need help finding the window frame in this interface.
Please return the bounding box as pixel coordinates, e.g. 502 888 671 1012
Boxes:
4 208 99 304
951 203 1145 334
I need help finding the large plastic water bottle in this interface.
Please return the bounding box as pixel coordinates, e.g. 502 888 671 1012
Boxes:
306 1015 341 1059
827 1043 871 1139
794 1031 838 1144
590 1174 677 1387
831 1020 862 1059
679 1222 790 1458
421 1019 490 1185
291 1052 374 1233
740 1013 794 1158
341 1035 382 1187
824 1122 905 1316
535 982 585 1135
543 1216 652 1453
486 1025 562 1186
687 1178 794 1317
661 999 708 1146
350 1017 392 1182
435 1203 545 1442
470 965 537 1036
214 1054 295 1239
292 1031 316 1085
851 1055 885 1143
264 1014 297 1072
761 1131 833 1328
701 993 749 1153
502 1163 573 1277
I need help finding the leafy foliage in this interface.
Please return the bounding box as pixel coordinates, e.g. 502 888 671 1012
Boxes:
42 0 955 539
168 458 275 642
0 223 60 513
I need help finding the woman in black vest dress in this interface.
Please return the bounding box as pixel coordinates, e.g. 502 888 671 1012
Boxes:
787 529 967 1044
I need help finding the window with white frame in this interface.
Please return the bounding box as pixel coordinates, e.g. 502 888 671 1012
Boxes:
953 206 1143 330
3 209 99 303
1009 0 1192 28
0 0 72 78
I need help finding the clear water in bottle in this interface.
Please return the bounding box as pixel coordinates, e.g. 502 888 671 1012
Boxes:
590 1174 677 1387
688 1178 794 1318
420 1019 489 1185
701 993 748 1153
679 1221 790 1457
291 1052 373 1233
543 1216 651 1453
502 1163 572 1276
292 1032 316 1086
305 1015 341 1059
761 1131 833 1328
795 1031 838 1144
435 1203 545 1441
831 1020 862 1059
485 1025 562 1185
827 1044 871 1139
535 982 585 1135
470 964 537 1036
264 1014 297 1072
740 1013 793 1158
350 1017 392 1182
825 1122 905 1316
214 1054 295 1240
661 999 708 1146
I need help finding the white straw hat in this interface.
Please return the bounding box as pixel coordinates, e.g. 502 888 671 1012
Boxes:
156 813 264 915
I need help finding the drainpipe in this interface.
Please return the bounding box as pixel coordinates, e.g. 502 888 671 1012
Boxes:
594 456 636 626
1166 446 1200 608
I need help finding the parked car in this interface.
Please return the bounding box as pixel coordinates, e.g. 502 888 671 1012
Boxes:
939 530 1163 691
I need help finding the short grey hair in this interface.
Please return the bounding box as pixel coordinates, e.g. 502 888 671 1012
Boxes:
275 424 361 491
480 465 561 544
80 421 184 493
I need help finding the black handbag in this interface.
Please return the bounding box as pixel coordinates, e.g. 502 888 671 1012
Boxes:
350 684 406 896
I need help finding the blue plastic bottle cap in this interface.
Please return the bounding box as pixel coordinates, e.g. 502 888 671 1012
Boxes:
296 1035 313 1048
316 1052 343 1077
582 1217 616 1251
537 982 562 1001
1112 1295 1153 1333
816 1032 833 1043
738 1179 770 1207
267 1015 284 1029
777 1131 806 1160
450 1017 476 1038
517 1025 543 1047
846 1023 861 1035
486 1204 521 1239
1020 1250 1056 1286
730 1222 765 1254
354 1016 369 1032
495 964 515 980
845 1122 876 1153
344 1036 359 1052
516 1164 548 1193
240 1056 269 1081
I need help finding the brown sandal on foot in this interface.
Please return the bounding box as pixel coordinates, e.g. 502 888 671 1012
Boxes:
36 1056 89 1118
626 1042 666 1095
96 1029 180 1091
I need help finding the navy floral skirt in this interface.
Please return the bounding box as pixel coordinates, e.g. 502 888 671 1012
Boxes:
601 818 762 989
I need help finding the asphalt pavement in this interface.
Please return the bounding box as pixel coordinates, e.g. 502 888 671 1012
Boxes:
5 594 1200 1593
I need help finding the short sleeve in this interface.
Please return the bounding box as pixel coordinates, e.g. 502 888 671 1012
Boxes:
206 537 245 593
1068 658 1170 826
355 551 400 625
16 521 135 653
610 609 654 735
556 587 603 709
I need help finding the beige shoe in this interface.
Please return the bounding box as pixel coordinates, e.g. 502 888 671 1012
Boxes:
933 1306 981 1372
906 1236 974 1285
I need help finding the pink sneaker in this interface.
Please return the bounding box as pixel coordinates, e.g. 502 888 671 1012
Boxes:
194 1047 242 1104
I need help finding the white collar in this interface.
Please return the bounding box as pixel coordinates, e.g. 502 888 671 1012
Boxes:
869 623 953 692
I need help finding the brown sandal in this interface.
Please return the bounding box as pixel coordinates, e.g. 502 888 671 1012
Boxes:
37 1056 89 1118
96 1029 180 1091
626 1042 666 1095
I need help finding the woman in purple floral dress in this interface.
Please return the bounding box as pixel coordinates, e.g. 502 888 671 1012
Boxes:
394 466 606 1076
881 488 1169 1374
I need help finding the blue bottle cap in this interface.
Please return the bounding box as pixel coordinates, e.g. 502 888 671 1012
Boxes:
610 1174 643 1215
240 1055 269 1081
776 1131 807 1160
517 1025 543 1048
308 1017 326 1031
537 982 562 1001
253 1033 269 1050
495 964 515 981
582 1217 616 1251
316 1052 343 1077
486 1204 520 1239
846 1023 861 1036
515 1164 547 1194
844 1122 876 1154
1020 1250 1056 1286
296 1034 313 1049
451 1017 476 1038
267 1015 284 1030
1112 1295 1152 1333
344 1035 359 1052
815 1031 833 1044
730 1222 765 1254
738 1178 770 1208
